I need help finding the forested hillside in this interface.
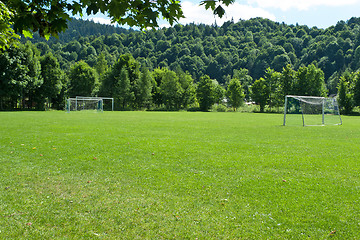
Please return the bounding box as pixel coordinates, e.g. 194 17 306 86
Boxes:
25 18 131 44
2 17 360 112
35 17 360 90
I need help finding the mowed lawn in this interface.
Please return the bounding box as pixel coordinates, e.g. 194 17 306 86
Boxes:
0 111 360 239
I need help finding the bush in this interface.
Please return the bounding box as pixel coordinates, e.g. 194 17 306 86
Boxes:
211 104 228 112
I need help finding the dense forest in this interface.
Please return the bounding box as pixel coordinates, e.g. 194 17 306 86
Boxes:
2 17 360 113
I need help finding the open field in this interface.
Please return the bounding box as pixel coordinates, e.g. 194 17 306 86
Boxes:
0 111 360 239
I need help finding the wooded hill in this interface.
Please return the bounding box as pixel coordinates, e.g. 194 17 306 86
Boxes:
2 17 360 112
32 17 360 93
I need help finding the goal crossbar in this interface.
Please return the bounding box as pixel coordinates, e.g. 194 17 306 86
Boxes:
286 95 325 105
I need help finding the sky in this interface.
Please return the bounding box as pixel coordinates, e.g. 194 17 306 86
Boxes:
85 0 360 29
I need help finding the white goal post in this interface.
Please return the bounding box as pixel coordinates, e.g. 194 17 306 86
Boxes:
65 96 114 112
283 95 342 126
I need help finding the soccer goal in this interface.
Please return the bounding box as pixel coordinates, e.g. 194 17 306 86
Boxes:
65 96 114 112
283 95 342 126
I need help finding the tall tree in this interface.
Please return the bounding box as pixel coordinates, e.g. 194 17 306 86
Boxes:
337 73 354 114
22 42 43 109
37 53 63 109
99 54 140 109
226 78 245 111
264 68 284 111
214 83 225 104
0 46 29 109
232 68 253 101
0 43 42 109
151 68 167 107
280 64 295 99
115 67 134 109
160 70 183 110
251 78 270 113
94 52 108 77
263 68 281 111
134 68 153 109
68 61 98 97
177 70 196 109
116 54 140 88
353 72 360 107
294 64 327 97
196 75 217 111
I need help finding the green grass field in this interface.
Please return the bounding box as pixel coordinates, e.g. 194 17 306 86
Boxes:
1 111 360 239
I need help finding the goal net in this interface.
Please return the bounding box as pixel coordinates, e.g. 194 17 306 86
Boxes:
283 95 342 126
65 96 113 112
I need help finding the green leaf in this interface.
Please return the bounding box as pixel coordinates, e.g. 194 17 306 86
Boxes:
220 0 235 6
213 5 225 18
200 0 216 10
44 33 51 41
22 30 33 38
86 3 99 15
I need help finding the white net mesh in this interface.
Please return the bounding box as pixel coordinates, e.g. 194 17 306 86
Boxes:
293 96 325 105
284 95 342 126
66 98 103 112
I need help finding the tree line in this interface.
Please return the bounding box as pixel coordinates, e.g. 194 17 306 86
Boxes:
0 41 334 112
4 17 360 112
25 17 360 93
